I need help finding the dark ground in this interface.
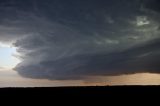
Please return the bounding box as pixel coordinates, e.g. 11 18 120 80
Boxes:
1 86 160 96
0 86 159 104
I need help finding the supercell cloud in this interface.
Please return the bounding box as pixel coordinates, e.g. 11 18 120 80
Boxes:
0 0 160 80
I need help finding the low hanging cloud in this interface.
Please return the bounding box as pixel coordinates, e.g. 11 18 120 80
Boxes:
14 38 160 80
0 0 160 80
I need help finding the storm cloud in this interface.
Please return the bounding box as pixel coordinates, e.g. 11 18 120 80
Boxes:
0 0 160 80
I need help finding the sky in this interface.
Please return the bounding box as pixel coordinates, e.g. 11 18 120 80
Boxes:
0 44 19 69
0 0 160 87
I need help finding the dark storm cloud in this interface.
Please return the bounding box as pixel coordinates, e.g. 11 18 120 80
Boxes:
14 38 160 80
0 0 160 79
145 0 160 13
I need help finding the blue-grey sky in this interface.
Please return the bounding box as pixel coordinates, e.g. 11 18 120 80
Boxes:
0 0 160 81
